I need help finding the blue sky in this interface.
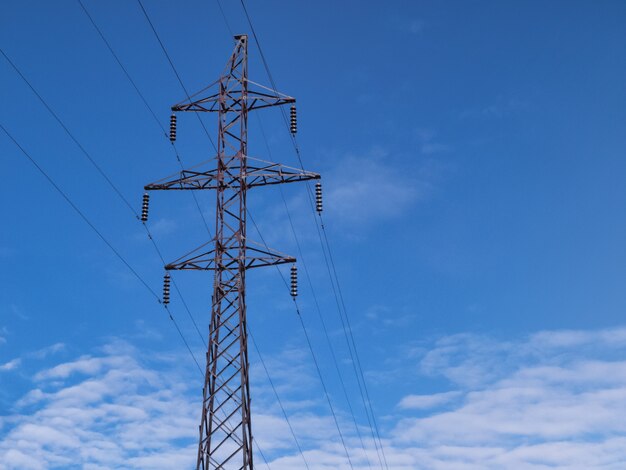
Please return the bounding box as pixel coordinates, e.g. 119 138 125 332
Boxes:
1 1 626 468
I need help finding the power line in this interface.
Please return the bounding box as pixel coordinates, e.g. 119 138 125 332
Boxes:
320 216 390 469
246 211 356 470
293 299 355 470
78 0 213 237
214 0 234 37
255 114 374 469
77 0 165 137
0 121 203 376
238 2 389 467
1 36 211 405
76 0 212 347
142 223 206 348
249 331 311 470
0 46 137 219
254 441 272 470
135 0 217 153
248 211 359 469
1 42 208 362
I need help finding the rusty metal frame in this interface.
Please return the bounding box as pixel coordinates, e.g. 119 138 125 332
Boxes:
145 34 318 470
145 156 319 191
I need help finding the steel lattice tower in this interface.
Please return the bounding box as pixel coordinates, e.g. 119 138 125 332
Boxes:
144 35 319 469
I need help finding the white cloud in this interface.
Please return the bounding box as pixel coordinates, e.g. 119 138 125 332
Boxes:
0 358 21 372
0 342 198 470
0 342 64 376
29 342 65 359
420 143 452 155
33 355 122 381
388 326 626 468
398 391 461 410
4 326 626 469
414 128 453 156
325 148 431 224
459 98 528 120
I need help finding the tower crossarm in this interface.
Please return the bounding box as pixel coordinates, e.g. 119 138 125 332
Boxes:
164 240 296 271
245 159 320 187
172 79 295 114
144 157 319 191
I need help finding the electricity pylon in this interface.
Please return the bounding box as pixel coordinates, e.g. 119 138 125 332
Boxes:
144 34 319 469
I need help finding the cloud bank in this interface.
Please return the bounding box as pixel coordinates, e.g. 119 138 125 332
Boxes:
2 326 626 469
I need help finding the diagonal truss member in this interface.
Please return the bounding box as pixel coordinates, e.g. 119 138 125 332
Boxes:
145 35 319 470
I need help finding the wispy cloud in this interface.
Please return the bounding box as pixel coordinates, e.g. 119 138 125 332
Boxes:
325 148 432 225
29 343 65 360
459 98 528 120
390 326 626 467
415 129 453 156
398 391 461 410
420 143 452 155
0 343 64 376
0 359 21 372
3 326 626 468
389 16 425 35
1 304 28 321
0 342 198 470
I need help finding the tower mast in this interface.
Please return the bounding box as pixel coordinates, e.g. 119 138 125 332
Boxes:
144 34 319 469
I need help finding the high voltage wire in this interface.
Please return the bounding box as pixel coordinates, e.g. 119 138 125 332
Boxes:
0 47 136 219
255 114 374 469
249 330 311 470
0 44 209 358
77 0 212 239
136 0 217 154
238 1 389 468
319 216 390 469
234 3 383 466
214 0 234 37
0 122 203 377
0 39 218 464
293 300 355 470
76 0 163 136
0 39 210 376
246 212 355 470
238 0 387 466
